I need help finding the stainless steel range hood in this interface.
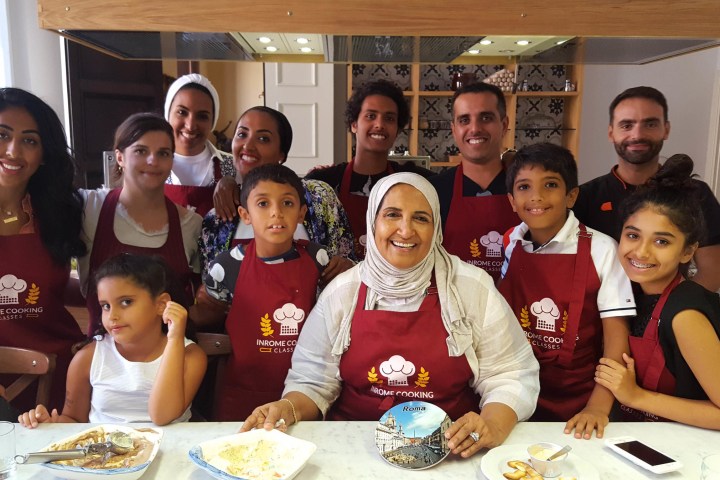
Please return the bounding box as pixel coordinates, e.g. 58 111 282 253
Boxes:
58 30 720 64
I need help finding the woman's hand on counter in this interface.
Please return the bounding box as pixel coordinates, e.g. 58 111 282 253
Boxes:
240 401 291 432
445 404 518 458
240 393 322 433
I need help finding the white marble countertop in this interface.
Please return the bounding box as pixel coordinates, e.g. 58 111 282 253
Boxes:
12 421 720 479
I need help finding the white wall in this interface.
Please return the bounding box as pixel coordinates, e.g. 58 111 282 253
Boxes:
578 47 720 185
1 0 67 130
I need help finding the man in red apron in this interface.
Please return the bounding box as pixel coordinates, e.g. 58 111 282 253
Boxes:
498 143 635 437
305 79 434 259
430 82 518 282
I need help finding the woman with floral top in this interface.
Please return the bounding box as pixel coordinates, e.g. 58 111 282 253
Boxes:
198 106 355 284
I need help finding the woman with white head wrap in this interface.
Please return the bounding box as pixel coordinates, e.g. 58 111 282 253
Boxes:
240 172 540 458
163 73 236 216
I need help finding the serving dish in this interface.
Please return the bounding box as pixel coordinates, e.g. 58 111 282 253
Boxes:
36 424 162 480
188 428 316 480
480 444 599 480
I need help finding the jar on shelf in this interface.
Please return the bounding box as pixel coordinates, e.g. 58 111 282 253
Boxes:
452 72 477 91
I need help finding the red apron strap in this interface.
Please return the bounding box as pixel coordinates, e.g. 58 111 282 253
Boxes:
557 223 592 366
641 273 682 390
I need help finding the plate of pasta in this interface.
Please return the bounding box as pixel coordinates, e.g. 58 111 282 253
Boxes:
188 428 316 480
38 424 163 480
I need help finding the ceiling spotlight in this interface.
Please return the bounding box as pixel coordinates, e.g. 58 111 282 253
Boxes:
516 40 531 46
556 40 567 45
258 37 272 44
468 49 481 54
265 46 278 52
300 47 312 53
480 39 493 45
296 37 310 44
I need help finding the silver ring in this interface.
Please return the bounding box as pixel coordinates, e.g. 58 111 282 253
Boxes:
470 432 479 442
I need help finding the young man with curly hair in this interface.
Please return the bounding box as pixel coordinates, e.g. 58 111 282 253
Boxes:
306 79 434 259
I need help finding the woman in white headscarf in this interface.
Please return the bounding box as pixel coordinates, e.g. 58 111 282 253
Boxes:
163 73 236 216
241 172 539 458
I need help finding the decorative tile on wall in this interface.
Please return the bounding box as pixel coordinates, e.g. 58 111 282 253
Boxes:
419 64 506 91
514 97 566 149
351 64 412 91
516 64 568 92
418 96 454 161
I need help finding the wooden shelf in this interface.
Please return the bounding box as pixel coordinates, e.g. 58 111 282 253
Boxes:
516 91 579 97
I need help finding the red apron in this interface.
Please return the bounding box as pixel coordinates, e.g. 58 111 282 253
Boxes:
215 240 320 421
620 274 680 422
85 188 192 335
442 165 519 282
497 226 601 421
338 160 393 260
163 157 221 217
327 282 480 421
0 231 84 412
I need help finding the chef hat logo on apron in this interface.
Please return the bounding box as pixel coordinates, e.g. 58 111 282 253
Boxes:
0 273 29 305
478 231 503 257
273 302 305 336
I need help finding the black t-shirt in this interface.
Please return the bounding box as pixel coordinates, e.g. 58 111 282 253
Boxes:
305 160 435 197
573 166 720 246
632 281 720 400
429 166 509 230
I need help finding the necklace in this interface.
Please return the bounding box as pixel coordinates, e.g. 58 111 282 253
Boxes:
2 209 18 224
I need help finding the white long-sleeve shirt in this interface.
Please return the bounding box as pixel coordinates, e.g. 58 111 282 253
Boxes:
284 261 540 421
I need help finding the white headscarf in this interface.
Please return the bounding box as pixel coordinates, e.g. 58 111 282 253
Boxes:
163 73 220 129
331 172 471 357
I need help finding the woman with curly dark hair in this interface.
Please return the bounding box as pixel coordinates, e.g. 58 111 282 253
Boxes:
0 87 87 412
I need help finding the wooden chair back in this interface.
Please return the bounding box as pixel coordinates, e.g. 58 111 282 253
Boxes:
0 347 56 406
192 333 231 421
196 333 232 357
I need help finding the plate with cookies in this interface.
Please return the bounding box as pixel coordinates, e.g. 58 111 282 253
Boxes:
480 444 599 480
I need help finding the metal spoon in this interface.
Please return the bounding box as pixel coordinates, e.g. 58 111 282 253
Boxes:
15 431 133 465
546 444 572 461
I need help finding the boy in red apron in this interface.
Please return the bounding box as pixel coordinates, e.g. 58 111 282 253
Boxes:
430 82 519 282
191 164 328 420
498 143 635 439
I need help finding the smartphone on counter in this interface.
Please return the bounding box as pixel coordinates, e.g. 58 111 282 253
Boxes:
605 436 682 474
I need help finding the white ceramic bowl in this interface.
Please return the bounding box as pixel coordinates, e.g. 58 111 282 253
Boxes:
527 442 568 478
38 425 162 480
188 428 316 480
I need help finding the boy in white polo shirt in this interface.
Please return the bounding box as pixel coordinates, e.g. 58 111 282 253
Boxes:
498 143 635 439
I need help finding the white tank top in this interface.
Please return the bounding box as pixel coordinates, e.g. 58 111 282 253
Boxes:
88 335 193 423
